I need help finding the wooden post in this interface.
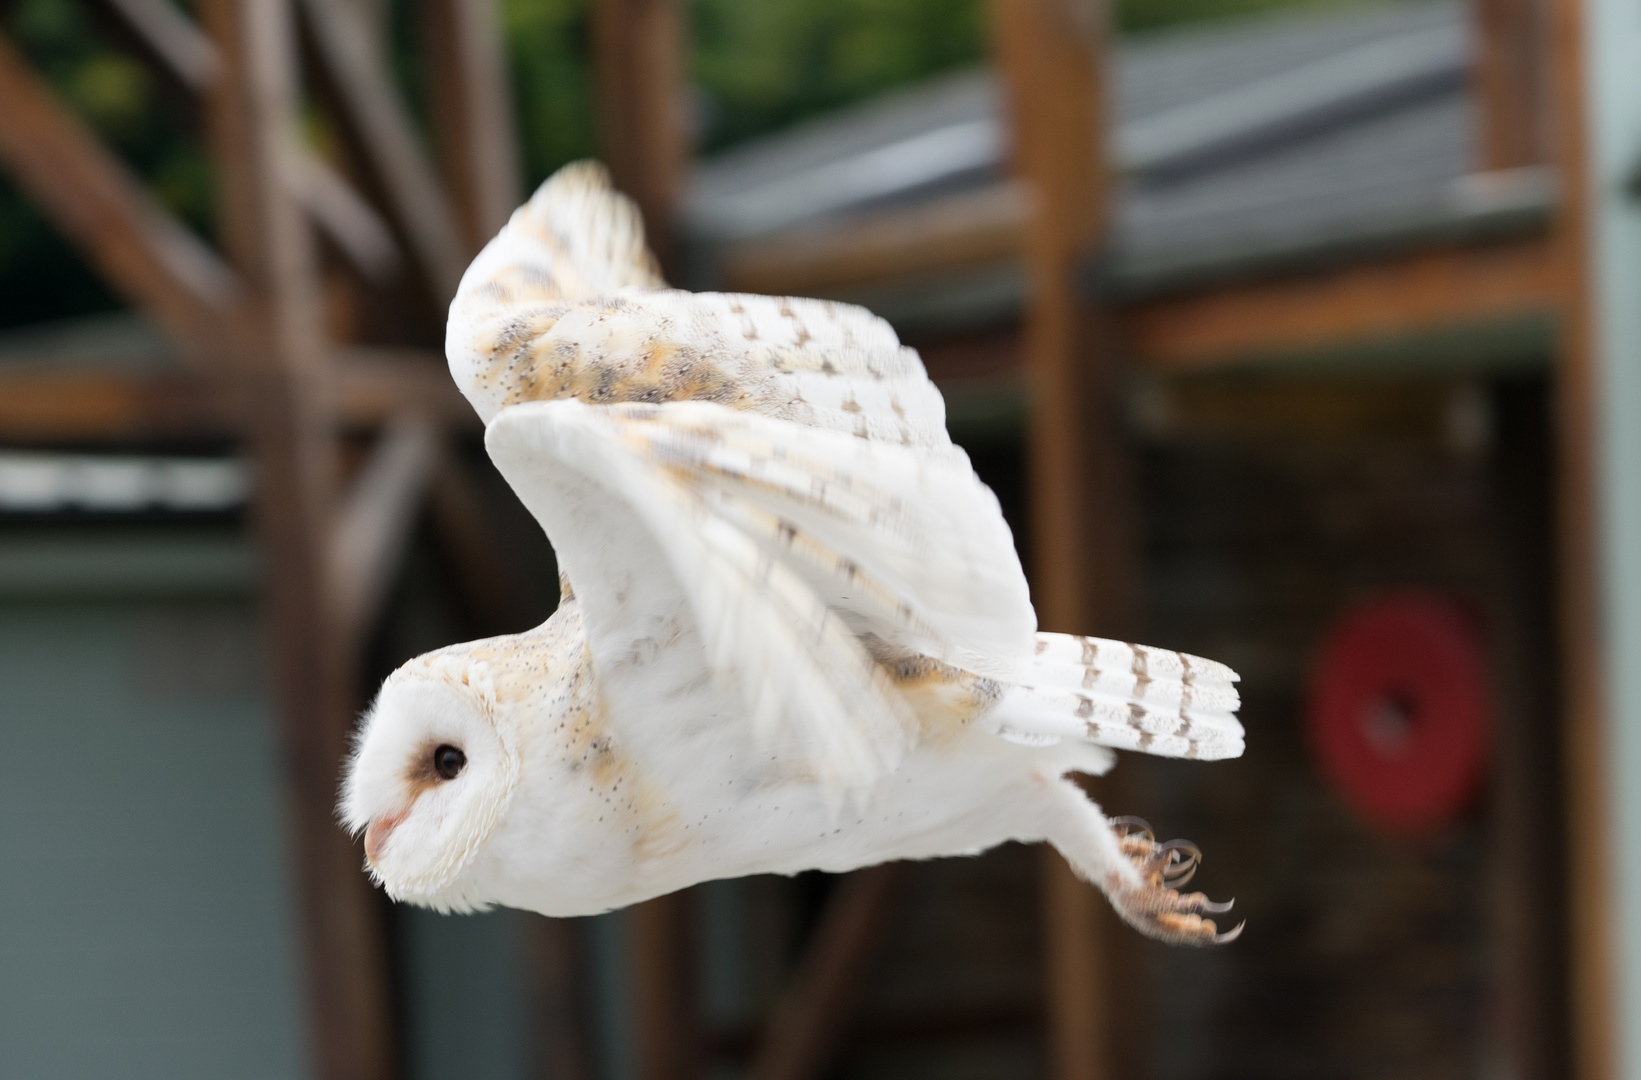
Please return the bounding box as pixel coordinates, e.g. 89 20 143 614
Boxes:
590 6 697 1076
630 893 699 1080
199 1 399 1078
1472 0 1549 169
747 865 908 1080
591 0 686 267
1546 0 1616 1071
991 2 1130 1079
423 0 521 250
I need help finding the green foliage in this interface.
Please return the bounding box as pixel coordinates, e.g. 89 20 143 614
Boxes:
0 0 212 328
504 0 599 186
692 0 985 150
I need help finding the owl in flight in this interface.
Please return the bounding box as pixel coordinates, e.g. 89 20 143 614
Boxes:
342 162 1244 945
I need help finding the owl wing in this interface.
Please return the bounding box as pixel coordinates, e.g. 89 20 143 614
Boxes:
485 399 1035 798
446 164 950 450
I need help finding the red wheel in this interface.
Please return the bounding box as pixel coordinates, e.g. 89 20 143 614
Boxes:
1307 594 1491 833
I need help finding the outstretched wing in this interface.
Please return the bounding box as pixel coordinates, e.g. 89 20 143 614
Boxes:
446 163 952 450
485 399 1035 797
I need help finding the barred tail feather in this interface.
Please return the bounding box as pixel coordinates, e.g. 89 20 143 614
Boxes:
990 633 1244 761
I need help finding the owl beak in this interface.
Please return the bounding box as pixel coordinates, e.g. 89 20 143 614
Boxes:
363 810 407 868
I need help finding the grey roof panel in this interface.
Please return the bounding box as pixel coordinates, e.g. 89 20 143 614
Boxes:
684 0 1502 293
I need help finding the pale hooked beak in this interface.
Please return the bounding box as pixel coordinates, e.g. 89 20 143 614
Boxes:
363 810 407 868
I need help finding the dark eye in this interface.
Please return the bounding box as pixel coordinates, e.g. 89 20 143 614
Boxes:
433 744 466 781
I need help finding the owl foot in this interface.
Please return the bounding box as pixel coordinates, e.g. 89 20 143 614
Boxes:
1108 817 1242 946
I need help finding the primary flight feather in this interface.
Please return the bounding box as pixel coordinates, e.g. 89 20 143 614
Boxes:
342 162 1244 944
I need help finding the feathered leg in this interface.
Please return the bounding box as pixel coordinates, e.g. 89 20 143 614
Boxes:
1038 775 1242 946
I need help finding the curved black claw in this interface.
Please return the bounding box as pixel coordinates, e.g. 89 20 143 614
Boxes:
1108 822 1239 946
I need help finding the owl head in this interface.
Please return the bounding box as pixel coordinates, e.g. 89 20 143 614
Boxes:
340 655 522 908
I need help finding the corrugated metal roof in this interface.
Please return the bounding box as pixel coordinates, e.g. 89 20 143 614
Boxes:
685 0 1551 331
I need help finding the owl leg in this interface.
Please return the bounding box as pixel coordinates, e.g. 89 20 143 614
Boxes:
1039 775 1241 946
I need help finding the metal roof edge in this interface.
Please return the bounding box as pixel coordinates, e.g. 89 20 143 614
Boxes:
1102 173 1555 298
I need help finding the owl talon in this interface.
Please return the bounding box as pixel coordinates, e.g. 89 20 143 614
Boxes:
1109 823 1237 946
1110 815 1154 842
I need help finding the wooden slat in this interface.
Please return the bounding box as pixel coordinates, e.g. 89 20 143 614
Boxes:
1471 0 1548 169
92 0 408 287
592 0 686 266
1544 0 1612 1071
747 864 908 1080
100 0 223 90
1122 234 1558 370
720 183 1027 296
423 0 521 248
197 4 399 1080
288 153 405 287
0 32 239 354
328 413 440 643
298 0 471 300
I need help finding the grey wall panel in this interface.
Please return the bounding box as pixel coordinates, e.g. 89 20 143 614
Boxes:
0 599 305 1080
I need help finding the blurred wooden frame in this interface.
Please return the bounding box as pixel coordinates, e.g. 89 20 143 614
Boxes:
0 2 518 1078
0 0 1610 1077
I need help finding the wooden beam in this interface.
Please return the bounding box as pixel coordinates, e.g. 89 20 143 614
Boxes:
91 0 408 287
0 368 231 442
423 0 521 249
747 864 908 1080
334 346 478 429
1121 234 1557 370
288 153 405 288
198 4 398 1080
1545 0 1613 1071
0 349 471 443
329 413 440 643
0 32 239 354
991 4 1131 1080
99 0 223 91
298 0 471 300
1472 0 1549 169
719 183 1027 297
591 0 686 266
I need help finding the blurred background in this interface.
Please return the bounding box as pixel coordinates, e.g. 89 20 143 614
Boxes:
0 0 1636 1078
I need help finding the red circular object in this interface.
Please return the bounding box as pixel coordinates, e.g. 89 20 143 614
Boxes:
1307 594 1491 833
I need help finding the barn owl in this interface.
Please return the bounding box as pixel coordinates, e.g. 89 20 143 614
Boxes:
341 162 1244 944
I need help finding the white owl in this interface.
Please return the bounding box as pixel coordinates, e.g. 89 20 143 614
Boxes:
341 162 1244 944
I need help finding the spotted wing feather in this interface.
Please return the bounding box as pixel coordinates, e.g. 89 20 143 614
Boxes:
445 164 952 451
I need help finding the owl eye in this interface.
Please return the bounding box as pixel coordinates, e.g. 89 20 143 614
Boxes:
433 744 467 781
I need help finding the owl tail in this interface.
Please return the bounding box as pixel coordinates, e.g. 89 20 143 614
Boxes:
989 632 1244 761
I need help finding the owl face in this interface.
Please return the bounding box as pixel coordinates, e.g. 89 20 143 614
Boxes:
341 668 521 906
